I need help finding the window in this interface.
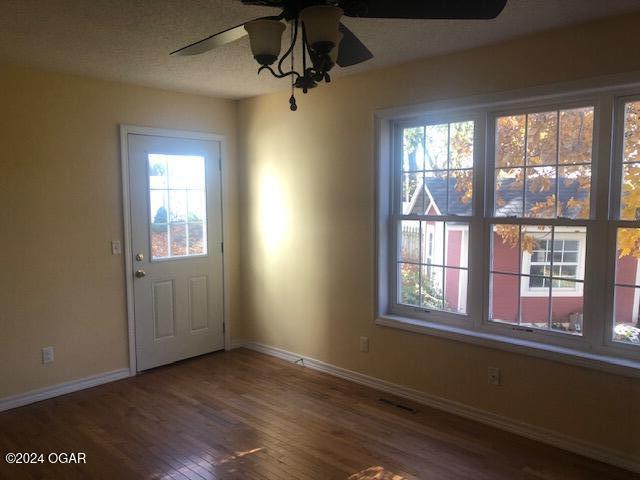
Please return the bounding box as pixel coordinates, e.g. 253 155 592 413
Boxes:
397 120 473 317
612 100 640 346
148 154 208 260
378 84 640 370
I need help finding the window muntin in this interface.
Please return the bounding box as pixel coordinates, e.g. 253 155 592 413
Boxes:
489 225 585 334
398 220 469 314
494 108 593 219
397 120 474 316
148 154 207 260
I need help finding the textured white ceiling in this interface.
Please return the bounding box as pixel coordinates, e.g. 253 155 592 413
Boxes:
1 0 640 99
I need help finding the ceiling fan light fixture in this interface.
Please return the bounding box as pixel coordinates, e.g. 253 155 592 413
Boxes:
244 18 286 66
300 5 343 55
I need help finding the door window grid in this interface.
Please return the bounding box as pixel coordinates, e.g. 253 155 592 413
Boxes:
148 154 208 260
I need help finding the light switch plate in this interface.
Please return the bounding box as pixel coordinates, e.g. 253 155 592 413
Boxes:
111 240 122 255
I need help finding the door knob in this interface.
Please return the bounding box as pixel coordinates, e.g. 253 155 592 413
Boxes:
135 253 144 261
135 269 146 278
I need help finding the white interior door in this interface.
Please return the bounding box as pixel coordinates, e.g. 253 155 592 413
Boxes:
128 133 224 371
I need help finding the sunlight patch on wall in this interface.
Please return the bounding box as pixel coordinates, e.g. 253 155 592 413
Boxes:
258 167 290 252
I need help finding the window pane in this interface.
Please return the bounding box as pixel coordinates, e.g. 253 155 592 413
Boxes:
520 278 550 329
496 115 526 168
525 166 556 218
188 223 206 255
169 223 187 256
449 121 474 169
421 221 443 265
445 222 468 268
398 263 420 306
491 224 520 274
399 220 420 263
623 101 640 164
615 228 640 285
490 273 519 324
448 169 473 215
494 108 593 219
495 168 524 217
425 124 448 170
169 190 187 222
613 286 640 345
402 172 423 214
421 265 444 310
168 155 205 189
424 170 447 215
150 190 168 224
526 111 557 166
403 127 424 172
148 155 168 189
188 190 206 222
551 283 583 334
151 224 168 259
620 163 640 220
445 267 467 314
559 107 594 165
558 165 590 219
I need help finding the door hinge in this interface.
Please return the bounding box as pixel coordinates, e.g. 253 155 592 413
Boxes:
222 322 226 333
218 157 222 171
220 242 224 253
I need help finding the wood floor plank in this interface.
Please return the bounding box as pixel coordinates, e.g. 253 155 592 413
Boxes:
0 348 636 480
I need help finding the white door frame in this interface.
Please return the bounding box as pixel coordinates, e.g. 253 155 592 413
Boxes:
120 125 230 376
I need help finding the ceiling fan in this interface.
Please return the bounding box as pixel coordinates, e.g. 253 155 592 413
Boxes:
172 1 508 110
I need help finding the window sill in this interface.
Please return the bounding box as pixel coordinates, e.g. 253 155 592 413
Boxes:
376 314 640 378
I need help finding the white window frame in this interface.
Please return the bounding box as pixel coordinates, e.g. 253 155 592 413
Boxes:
390 112 481 328
375 75 640 377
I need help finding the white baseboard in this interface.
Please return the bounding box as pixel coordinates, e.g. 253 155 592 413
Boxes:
0 368 131 412
229 338 248 350
239 341 640 474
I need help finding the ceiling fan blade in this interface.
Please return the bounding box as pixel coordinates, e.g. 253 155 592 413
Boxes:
336 23 373 67
171 23 249 56
340 0 508 20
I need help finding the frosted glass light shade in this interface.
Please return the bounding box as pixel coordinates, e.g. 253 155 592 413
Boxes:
244 19 286 65
300 5 343 54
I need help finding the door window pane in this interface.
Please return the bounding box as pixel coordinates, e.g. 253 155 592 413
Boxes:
148 154 208 259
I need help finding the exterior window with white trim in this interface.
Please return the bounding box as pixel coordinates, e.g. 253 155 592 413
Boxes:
380 85 640 367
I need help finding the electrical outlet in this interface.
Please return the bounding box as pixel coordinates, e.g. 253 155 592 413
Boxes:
487 366 500 386
359 336 369 353
42 346 54 364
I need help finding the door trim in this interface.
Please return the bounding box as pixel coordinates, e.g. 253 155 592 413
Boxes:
119 125 230 375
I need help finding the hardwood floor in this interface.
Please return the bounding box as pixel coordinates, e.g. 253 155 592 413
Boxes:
0 348 636 480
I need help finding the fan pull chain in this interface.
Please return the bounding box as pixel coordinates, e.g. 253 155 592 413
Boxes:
289 20 297 111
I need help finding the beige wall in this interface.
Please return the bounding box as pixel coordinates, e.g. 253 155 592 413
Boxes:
237 14 640 458
0 63 240 397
